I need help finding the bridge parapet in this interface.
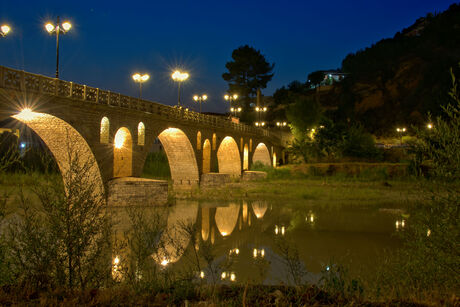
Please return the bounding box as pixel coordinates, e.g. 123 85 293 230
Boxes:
0 66 277 141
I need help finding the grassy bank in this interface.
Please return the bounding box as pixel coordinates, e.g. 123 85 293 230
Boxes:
189 164 421 209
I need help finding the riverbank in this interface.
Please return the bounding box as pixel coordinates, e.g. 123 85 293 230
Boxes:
185 165 422 210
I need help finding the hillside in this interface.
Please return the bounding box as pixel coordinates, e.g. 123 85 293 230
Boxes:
328 3 460 135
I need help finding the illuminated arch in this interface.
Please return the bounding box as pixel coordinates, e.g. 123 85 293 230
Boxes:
114 127 133 177
100 116 109 144
243 144 249 170
202 139 211 174
252 201 268 219
158 128 199 185
252 143 271 166
13 110 104 197
197 131 201 150
273 152 277 168
217 136 241 177
137 122 145 146
215 203 240 237
156 201 199 265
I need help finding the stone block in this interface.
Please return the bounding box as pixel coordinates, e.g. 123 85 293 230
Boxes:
200 173 231 187
242 171 267 181
107 177 168 206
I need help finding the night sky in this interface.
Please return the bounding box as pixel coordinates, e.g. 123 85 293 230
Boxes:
0 0 455 113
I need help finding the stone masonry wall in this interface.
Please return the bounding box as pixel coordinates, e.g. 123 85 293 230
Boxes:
107 177 168 206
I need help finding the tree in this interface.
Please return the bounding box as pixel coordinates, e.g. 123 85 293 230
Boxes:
286 95 323 139
222 45 274 123
307 71 325 87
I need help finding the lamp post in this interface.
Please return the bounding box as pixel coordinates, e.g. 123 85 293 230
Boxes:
224 94 238 117
171 70 189 106
0 24 11 37
45 17 72 79
193 94 207 113
255 106 267 125
276 121 287 128
132 73 150 99
396 127 406 145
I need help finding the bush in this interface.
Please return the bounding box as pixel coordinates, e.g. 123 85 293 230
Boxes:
142 152 171 179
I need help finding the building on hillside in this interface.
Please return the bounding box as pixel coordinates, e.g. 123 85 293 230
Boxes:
308 70 348 88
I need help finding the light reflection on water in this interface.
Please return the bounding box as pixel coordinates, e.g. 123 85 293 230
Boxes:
110 200 403 284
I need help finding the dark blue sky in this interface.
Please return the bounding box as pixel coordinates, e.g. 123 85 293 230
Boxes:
0 0 456 112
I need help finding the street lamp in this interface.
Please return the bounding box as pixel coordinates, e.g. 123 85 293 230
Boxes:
255 106 267 124
427 123 433 129
276 121 287 128
132 73 150 99
396 127 406 145
0 24 11 37
45 17 72 79
171 70 189 106
255 121 265 127
193 94 207 113
224 94 239 117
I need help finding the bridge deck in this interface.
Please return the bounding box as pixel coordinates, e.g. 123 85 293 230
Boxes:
0 65 277 140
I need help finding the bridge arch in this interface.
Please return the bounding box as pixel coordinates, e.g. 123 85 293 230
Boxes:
100 116 110 144
202 139 211 174
137 122 145 146
252 143 271 166
215 203 240 237
157 128 199 185
114 127 133 177
156 201 198 265
197 131 201 150
13 110 104 197
217 136 241 177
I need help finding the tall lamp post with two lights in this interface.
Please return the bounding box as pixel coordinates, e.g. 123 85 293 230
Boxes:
171 70 189 107
132 73 150 99
45 17 72 79
224 94 239 117
193 94 207 113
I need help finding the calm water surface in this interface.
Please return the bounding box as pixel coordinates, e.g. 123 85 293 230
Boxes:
112 200 405 284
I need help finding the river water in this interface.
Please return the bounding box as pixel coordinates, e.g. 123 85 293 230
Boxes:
111 199 404 285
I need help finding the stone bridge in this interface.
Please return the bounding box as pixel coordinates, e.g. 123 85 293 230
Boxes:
0 66 284 201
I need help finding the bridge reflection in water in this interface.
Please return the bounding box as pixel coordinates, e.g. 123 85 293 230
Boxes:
110 199 402 284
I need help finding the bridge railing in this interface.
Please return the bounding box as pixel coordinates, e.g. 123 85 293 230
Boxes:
0 66 274 139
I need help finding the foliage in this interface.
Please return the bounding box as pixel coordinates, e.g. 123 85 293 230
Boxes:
373 67 460 300
222 45 274 122
286 95 323 139
307 70 325 87
410 66 460 180
6 141 112 289
288 119 381 162
142 151 171 180
269 81 310 123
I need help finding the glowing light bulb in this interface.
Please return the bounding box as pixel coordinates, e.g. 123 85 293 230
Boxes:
1 25 10 35
113 256 120 265
45 23 55 33
193 95 199 101
202 95 207 100
160 259 169 266
62 22 72 31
